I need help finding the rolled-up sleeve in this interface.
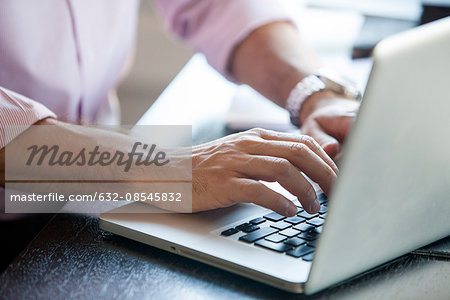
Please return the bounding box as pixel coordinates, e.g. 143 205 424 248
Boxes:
0 87 56 149
153 0 294 80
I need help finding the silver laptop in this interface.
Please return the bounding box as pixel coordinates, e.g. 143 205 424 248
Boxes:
99 17 450 294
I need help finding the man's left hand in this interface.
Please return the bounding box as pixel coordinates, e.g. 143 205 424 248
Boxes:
300 92 360 160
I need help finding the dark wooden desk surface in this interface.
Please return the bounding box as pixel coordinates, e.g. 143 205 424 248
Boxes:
0 213 449 299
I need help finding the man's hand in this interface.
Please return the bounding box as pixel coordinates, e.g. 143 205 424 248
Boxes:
300 91 360 159
190 128 338 216
229 22 360 161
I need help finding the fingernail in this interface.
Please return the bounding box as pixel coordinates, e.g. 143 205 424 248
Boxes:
311 199 320 213
287 203 297 216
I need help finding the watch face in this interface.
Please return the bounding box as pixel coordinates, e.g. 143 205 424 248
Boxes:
317 69 361 101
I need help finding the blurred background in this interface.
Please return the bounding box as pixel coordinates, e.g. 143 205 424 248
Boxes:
116 1 193 125
117 0 449 125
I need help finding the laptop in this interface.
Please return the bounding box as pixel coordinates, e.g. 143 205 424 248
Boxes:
99 17 450 294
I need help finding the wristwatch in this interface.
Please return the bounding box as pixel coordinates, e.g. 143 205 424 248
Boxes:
285 70 362 127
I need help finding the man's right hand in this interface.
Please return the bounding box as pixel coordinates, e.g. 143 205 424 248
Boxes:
2 121 337 217
190 128 338 216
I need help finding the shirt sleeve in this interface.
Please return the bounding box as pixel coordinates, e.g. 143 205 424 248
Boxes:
0 87 56 149
153 0 295 80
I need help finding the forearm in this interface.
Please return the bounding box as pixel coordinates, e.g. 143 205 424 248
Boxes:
230 21 320 107
1 118 118 187
1 118 173 187
1 118 193 214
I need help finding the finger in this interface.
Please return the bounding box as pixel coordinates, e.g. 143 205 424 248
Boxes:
333 150 345 167
302 120 340 159
253 129 338 174
231 178 298 216
233 155 320 213
244 141 337 197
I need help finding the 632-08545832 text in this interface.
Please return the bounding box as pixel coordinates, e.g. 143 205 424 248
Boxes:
8 192 184 202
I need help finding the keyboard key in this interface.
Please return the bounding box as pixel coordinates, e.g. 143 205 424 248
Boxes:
302 252 315 261
307 240 318 247
284 216 305 225
236 223 250 231
221 228 239 236
263 212 286 222
279 228 300 238
296 206 304 213
319 206 328 214
293 223 316 232
265 234 287 243
306 218 324 227
239 227 278 243
284 237 306 247
286 245 314 258
298 231 320 241
317 193 328 203
242 224 260 233
297 211 319 219
255 239 293 253
270 221 291 230
249 217 266 225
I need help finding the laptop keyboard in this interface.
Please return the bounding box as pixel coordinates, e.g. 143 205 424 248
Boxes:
220 193 328 261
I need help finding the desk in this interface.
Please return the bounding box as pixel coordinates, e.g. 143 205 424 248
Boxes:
0 213 449 299
1 53 449 299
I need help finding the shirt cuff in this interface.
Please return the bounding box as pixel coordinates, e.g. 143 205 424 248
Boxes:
0 87 56 149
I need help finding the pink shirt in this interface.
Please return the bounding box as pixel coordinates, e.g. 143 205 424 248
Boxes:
0 0 292 148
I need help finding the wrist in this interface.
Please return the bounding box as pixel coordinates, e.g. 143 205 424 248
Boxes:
286 71 362 127
299 91 340 124
299 92 360 125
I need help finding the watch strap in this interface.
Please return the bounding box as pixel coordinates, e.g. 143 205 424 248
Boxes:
285 74 325 127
